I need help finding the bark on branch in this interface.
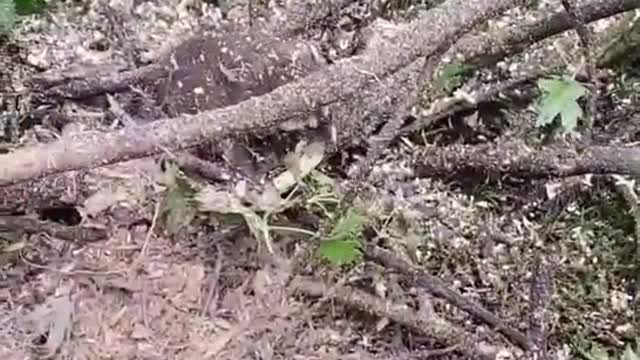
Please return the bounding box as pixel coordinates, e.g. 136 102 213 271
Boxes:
412 139 640 181
2 0 636 189
0 0 521 187
364 244 530 351
290 275 489 358
452 0 640 67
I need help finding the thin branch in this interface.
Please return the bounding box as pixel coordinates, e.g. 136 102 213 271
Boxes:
561 0 598 130
527 255 554 359
290 275 485 358
0 215 107 243
363 244 530 350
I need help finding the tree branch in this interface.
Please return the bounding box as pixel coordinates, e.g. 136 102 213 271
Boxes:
452 0 640 67
412 139 640 181
0 0 521 187
364 244 530 351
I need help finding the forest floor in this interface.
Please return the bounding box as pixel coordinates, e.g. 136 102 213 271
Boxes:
0 0 639 359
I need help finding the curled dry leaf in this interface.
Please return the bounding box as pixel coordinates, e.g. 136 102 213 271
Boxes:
275 141 326 193
196 140 326 214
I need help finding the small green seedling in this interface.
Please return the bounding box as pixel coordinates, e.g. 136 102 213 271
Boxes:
434 62 475 95
317 208 367 266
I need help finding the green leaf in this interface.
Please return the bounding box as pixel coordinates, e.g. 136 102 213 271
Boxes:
536 76 588 133
622 345 640 360
160 164 198 235
327 208 366 242
434 62 475 94
0 0 17 33
317 209 367 266
317 239 362 266
13 0 46 16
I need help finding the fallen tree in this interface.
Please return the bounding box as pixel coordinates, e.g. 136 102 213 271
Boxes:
0 0 637 222
0 0 531 186
1 0 638 189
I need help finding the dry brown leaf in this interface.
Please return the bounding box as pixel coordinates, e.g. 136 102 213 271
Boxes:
204 322 247 359
159 264 206 311
45 295 74 355
130 323 153 340
82 187 129 216
22 290 75 358
182 264 206 306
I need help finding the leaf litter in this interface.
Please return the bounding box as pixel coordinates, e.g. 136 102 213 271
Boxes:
1 0 639 359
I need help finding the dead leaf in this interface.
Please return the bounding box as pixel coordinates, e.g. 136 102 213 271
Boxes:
82 187 128 216
182 264 206 306
22 291 75 358
204 322 246 359
1 240 26 253
44 295 74 356
130 323 153 340
273 141 325 193
160 264 206 311
252 269 271 298
250 182 284 213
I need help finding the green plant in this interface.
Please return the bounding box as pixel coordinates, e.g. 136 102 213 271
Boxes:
14 0 45 15
575 339 640 360
0 0 47 33
536 75 588 133
316 208 367 266
159 163 199 235
0 0 17 32
303 170 341 219
434 62 475 95
157 143 368 266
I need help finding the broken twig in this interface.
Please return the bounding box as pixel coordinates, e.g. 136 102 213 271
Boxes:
364 244 530 350
0 0 521 187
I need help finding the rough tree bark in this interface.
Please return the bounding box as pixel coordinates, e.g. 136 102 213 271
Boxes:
0 0 522 187
451 0 640 67
2 0 639 189
412 139 640 180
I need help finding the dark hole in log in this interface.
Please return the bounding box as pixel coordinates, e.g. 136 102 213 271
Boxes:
33 332 48 346
38 205 82 226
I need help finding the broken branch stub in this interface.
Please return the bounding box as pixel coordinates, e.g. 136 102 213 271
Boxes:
0 0 522 187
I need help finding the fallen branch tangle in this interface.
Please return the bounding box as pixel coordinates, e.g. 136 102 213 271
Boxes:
0 0 522 186
3 1 639 356
1 0 638 187
363 245 530 351
290 276 489 358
